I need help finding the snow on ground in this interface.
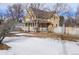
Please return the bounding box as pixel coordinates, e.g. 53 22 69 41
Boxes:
10 31 20 34
15 33 34 36
0 33 79 55
10 31 35 36
0 37 62 55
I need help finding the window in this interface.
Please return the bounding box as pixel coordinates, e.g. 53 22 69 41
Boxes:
25 23 27 26
52 24 53 27
56 24 57 27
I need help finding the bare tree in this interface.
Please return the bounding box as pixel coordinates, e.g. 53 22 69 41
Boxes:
25 3 46 32
52 3 72 54
8 4 24 22
53 3 70 14
75 5 79 27
52 3 72 33
0 19 15 44
7 4 25 32
0 4 23 44
76 5 79 15
25 3 46 19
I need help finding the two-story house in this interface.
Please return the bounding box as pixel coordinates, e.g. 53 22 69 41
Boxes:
25 7 60 32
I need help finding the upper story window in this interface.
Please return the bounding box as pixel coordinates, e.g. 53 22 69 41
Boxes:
56 24 57 27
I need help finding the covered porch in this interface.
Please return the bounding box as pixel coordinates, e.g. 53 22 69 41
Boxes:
25 20 51 32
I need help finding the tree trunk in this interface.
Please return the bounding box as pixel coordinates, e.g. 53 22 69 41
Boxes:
0 34 5 44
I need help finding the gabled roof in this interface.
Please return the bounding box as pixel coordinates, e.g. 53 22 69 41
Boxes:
30 7 56 19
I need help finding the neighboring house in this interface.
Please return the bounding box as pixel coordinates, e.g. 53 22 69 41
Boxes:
60 17 79 35
65 19 76 34
76 15 79 26
25 7 60 32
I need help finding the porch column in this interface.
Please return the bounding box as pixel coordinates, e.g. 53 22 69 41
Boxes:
28 22 30 32
46 23 48 32
32 22 34 32
34 21 36 32
42 23 43 32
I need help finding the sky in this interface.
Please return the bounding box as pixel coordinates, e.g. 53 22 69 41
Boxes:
69 3 78 11
0 3 78 16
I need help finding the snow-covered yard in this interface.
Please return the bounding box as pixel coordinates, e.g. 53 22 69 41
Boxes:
0 32 79 55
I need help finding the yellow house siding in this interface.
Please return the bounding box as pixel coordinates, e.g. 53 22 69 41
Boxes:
50 14 60 27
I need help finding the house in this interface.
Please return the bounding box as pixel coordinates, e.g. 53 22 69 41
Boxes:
25 7 60 32
60 16 79 35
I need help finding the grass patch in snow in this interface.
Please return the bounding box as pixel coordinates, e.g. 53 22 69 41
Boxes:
25 32 79 42
0 44 11 50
